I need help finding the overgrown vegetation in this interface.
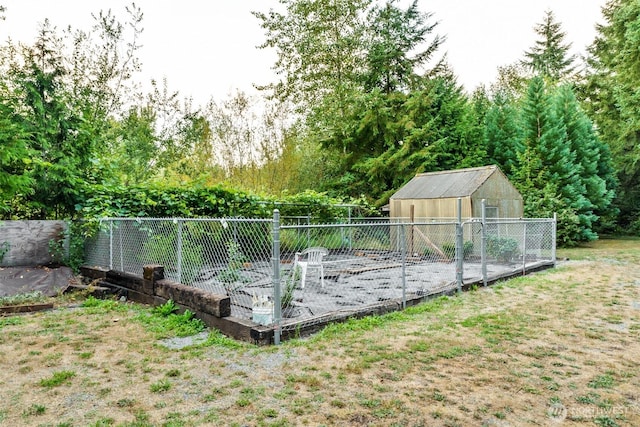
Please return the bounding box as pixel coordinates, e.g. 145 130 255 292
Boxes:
136 299 206 338
486 236 520 263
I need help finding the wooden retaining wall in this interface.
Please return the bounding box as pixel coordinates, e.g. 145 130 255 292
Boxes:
80 265 274 345
80 260 555 346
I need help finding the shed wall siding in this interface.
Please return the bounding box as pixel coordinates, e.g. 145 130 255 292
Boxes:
389 166 524 220
391 197 473 220
471 172 523 218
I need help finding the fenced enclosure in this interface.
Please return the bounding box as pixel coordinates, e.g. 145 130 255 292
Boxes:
84 210 556 341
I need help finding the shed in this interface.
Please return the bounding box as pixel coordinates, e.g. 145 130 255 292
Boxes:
389 165 523 220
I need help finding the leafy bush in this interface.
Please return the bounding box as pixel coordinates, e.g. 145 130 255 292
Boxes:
138 300 205 338
441 241 473 259
78 184 376 223
217 241 250 293
153 300 179 316
486 236 519 262
442 242 455 259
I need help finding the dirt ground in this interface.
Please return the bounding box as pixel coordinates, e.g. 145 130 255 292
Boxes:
0 238 638 426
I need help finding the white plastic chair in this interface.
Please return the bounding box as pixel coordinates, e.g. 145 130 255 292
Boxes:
293 247 328 289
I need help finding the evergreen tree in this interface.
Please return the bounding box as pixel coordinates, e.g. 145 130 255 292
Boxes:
362 0 444 94
8 22 93 218
0 84 34 217
0 6 146 218
345 71 483 204
483 90 523 177
521 10 577 82
583 0 640 232
515 77 599 244
553 85 616 224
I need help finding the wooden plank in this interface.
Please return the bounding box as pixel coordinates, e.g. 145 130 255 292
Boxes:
0 302 54 314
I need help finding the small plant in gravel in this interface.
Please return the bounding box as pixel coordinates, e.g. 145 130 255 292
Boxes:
39 370 76 387
150 378 172 393
282 263 302 309
22 403 46 417
588 374 616 389
218 241 249 293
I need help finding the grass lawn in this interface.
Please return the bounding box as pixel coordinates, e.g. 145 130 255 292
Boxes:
0 238 639 426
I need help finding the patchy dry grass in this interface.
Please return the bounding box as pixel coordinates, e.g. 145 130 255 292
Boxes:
0 238 639 426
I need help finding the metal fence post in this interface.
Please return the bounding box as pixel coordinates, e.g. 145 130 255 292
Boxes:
400 224 407 309
552 213 557 266
456 198 463 292
177 219 183 284
481 199 487 287
522 220 527 275
119 220 124 271
109 219 113 270
272 209 282 345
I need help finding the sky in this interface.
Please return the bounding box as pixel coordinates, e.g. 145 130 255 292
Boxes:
0 0 608 106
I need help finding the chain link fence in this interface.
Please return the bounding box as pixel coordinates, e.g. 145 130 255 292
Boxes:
84 213 556 338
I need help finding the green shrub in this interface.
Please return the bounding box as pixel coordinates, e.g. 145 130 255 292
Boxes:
137 300 205 338
486 236 519 262
441 241 474 260
217 241 249 293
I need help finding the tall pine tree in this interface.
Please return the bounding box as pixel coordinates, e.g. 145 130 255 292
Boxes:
514 77 595 245
484 90 523 177
521 10 577 82
553 85 617 228
583 0 640 232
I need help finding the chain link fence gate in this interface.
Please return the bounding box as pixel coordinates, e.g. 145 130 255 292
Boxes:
84 207 556 342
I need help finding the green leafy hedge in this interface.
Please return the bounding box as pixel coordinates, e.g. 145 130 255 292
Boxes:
78 184 377 221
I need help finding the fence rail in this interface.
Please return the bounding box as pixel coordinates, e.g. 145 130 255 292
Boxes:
84 211 556 340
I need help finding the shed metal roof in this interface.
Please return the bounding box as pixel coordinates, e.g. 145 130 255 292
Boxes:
390 165 500 200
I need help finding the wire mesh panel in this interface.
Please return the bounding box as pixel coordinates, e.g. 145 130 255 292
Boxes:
84 218 274 319
276 222 463 332
84 215 556 336
483 218 556 278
